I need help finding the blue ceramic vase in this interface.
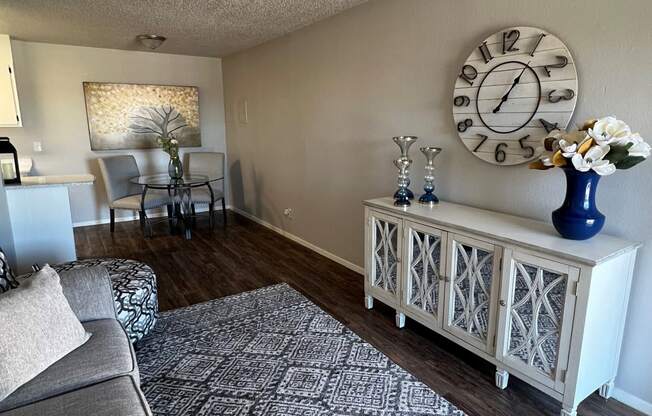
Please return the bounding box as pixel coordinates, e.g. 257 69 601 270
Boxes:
552 166 605 240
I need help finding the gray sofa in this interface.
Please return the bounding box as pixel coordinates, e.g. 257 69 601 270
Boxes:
0 266 152 416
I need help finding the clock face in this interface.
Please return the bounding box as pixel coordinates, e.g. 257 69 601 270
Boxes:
453 27 578 165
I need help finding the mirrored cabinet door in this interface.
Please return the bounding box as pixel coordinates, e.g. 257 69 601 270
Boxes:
401 221 447 329
496 250 579 391
366 210 402 305
444 234 501 354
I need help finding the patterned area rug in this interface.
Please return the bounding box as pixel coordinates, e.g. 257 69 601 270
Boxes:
135 284 465 415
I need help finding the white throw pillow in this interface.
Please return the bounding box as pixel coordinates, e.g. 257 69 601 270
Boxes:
0 265 91 401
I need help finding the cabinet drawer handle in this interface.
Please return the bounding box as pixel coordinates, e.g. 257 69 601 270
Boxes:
499 300 506 307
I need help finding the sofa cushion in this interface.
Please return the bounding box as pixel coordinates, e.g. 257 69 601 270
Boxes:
0 266 91 402
58 266 117 322
0 319 137 412
0 376 151 416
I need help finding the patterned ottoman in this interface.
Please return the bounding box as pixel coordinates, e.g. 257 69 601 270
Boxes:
52 258 158 343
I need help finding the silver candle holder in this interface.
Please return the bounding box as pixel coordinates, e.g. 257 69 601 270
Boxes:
392 136 418 200
393 158 412 207
419 146 442 205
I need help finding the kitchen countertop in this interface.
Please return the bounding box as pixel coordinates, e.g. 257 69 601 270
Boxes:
5 174 95 189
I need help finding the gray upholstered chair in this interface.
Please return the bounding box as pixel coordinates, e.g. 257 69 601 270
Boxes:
97 155 172 236
187 152 226 228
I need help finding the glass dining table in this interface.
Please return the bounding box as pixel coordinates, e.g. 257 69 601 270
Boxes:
130 173 223 239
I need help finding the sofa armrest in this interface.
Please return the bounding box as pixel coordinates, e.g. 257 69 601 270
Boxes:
59 266 117 322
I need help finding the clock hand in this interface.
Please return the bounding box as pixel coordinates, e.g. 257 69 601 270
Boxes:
492 62 531 113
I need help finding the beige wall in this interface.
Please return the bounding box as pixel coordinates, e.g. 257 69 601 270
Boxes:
223 0 652 408
0 41 225 224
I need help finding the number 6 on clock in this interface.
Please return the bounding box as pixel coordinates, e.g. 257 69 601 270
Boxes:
495 143 508 163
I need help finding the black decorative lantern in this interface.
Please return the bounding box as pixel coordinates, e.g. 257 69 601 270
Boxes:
0 137 20 185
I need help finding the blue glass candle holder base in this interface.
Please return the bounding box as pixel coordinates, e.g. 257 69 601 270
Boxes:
394 189 411 207
418 193 439 205
394 188 414 200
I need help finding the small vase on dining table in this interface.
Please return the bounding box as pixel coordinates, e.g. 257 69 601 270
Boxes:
168 156 184 180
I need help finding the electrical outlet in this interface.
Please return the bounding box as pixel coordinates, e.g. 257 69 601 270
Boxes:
283 208 294 219
33 141 42 152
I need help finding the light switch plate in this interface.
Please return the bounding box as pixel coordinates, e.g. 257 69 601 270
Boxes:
237 99 248 124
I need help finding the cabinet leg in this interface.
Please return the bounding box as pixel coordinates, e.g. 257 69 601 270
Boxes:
395 312 406 328
599 380 615 399
560 406 577 416
364 295 373 310
495 368 509 389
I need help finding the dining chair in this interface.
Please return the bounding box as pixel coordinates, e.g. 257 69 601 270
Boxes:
97 155 173 236
186 152 226 228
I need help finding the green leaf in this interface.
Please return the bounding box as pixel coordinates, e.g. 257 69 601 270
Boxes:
615 156 646 170
605 145 630 164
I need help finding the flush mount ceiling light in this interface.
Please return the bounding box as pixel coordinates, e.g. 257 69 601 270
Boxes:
137 34 166 50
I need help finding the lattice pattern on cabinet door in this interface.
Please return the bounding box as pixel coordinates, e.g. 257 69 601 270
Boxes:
372 218 398 294
408 229 441 315
507 262 567 377
451 243 493 341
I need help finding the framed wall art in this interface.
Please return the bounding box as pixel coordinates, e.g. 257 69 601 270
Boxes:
83 82 201 150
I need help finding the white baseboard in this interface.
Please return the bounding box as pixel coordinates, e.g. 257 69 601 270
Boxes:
72 205 224 228
231 207 364 275
76 205 363 274
613 388 652 415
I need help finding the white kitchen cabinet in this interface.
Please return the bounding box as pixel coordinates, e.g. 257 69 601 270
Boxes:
0 34 22 127
4 184 77 273
363 197 640 416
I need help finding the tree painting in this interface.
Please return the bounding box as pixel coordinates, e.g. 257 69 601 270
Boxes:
128 105 188 139
83 82 200 150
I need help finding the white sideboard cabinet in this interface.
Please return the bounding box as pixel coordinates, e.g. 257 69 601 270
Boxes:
363 197 639 416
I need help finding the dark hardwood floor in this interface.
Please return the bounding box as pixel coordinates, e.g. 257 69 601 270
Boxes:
74 211 640 416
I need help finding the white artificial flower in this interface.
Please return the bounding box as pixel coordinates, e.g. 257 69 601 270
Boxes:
540 156 554 167
571 144 616 175
170 139 179 145
588 116 632 146
558 139 578 158
627 133 651 158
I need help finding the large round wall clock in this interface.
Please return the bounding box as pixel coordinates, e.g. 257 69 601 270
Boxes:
453 26 578 165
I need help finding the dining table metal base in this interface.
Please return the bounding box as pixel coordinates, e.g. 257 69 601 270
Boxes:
172 187 194 240
130 173 223 240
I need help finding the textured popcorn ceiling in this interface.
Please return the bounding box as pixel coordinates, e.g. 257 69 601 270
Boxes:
0 0 367 57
